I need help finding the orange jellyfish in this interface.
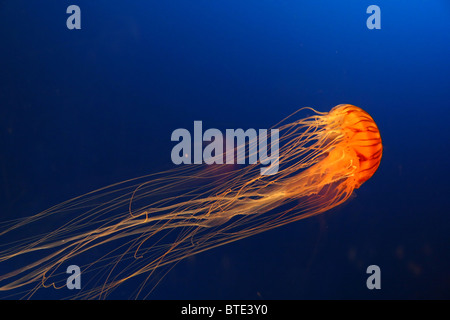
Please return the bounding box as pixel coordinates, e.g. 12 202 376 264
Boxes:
0 104 382 299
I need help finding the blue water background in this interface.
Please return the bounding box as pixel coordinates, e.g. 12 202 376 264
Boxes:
0 1 449 299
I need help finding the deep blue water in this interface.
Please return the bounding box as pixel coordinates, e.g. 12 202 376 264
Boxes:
0 1 449 299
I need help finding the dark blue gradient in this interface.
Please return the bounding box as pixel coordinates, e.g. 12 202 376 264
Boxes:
0 1 449 299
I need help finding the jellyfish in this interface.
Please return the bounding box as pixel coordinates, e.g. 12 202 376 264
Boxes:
0 104 382 299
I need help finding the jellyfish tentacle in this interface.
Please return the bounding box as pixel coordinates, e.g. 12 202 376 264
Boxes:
0 104 382 299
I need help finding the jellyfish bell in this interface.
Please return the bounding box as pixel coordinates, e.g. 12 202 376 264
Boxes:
0 104 382 299
281 104 382 203
326 104 382 188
